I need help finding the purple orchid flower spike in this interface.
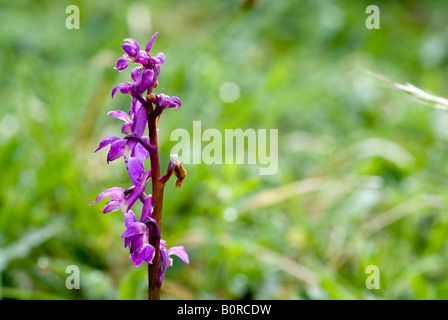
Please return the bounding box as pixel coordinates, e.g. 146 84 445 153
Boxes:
93 32 187 300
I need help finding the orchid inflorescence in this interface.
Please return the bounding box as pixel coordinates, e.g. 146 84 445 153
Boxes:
90 32 188 287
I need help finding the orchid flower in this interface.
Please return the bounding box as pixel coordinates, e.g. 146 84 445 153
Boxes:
91 32 188 300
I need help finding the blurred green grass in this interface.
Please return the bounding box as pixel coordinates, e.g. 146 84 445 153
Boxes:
1 0 448 299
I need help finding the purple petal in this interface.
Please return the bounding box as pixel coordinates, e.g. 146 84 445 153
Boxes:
108 110 131 123
129 253 143 267
131 67 142 83
158 246 169 284
121 222 146 238
145 32 158 52
141 244 156 265
139 69 154 93
124 234 137 248
160 239 167 250
121 123 132 135
124 179 147 210
134 99 145 115
129 98 141 117
122 43 139 57
168 246 189 265
141 195 153 221
115 55 129 71
129 252 144 267
94 136 120 153
130 244 155 267
89 187 125 205
139 169 152 186
155 94 181 110
171 97 182 110
125 139 137 154
108 110 133 134
125 156 144 185
102 200 122 213
123 210 137 228
132 141 150 161
157 94 167 107
153 53 166 65
129 234 146 253
111 82 132 99
123 38 140 52
131 105 147 137
107 139 127 162
135 51 149 65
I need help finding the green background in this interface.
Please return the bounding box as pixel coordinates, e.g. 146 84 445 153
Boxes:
1 0 448 299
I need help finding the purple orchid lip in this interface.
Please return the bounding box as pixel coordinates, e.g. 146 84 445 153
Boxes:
91 33 188 299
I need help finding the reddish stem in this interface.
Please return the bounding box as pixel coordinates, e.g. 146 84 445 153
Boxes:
146 109 165 300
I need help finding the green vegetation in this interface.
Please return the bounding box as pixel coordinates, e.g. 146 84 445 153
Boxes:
1 0 448 299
